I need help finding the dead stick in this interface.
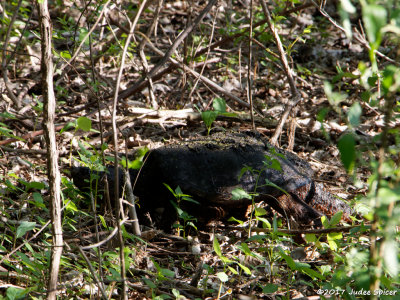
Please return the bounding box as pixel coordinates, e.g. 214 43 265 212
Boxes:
0 124 65 146
260 1 301 148
118 0 217 100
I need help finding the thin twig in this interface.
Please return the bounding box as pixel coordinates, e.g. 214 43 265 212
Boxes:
138 0 164 109
76 245 108 300
80 218 129 250
1 0 22 108
0 125 65 146
310 0 399 66
87 17 107 287
195 3 313 58
0 221 51 265
260 1 302 149
187 5 217 105
57 0 111 73
111 1 148 298
118 0 218 100
134 36 255 111
247 0 255 130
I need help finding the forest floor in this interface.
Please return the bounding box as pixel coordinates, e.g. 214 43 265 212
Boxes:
0 1 397 299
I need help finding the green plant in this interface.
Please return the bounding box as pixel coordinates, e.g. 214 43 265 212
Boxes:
200 97 237 135
316 0 400 296
141 258 176 298
230 152 284 236
163 184 199 236
213 236 251 278
0 112 29 142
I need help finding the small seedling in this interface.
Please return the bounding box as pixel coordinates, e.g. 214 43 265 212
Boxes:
200 98 237 135
163 184 199 236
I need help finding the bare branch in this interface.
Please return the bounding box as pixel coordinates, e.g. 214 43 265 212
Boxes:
260 1 301 149
37 1 63 298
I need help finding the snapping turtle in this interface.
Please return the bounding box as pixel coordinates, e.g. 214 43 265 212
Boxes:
71 131 351 229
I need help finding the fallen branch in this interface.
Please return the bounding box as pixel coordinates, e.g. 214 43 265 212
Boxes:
0 124 65 146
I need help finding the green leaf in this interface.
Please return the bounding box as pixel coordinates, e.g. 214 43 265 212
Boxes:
76 116 92 132
60 121 75 133
324 81 347 106
99 215 107 228
220 112 237 117
65 199 78 212
228 265 238 274
328 240 338 251
305 233 317 243
377 186 400 205
341 0 356 13
263 155 282 171
101 143 109 152
185 221 197 230
348 102 362 127
301 266 325 280
254 207 267 216
213 97 227 112
383 240 399 277
135 146 149 159
6 286 26 300
213 237 233 264
216 271 229 282
201 111 218 129
262 283 279 293
175 186 183 196
172 289 181 298
236 262 252 275
181 196 200 204
163 183 176 197
213 237 223 257
256 217 271 228
382 65 400 95
318 265 332 276
79 28 89 45
128 159 142 170
0 111 16 119
329 211 343 226
142 278 157 289
22 181 45 191
31 181 45 190
160 268 175 278
327 232 343 241
238 165 253 181
227 216 244 225
32 192 44 204
362 4 387 45
60 50 71 59
317 107 330 139
238 242 252 256
265 179 289 196
16 221 36 238
231 187 252 200
338 133 356 173
339 0 355 38
321 215 329 228
316 107 329 122
273 215 278 232
279 249 296 270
